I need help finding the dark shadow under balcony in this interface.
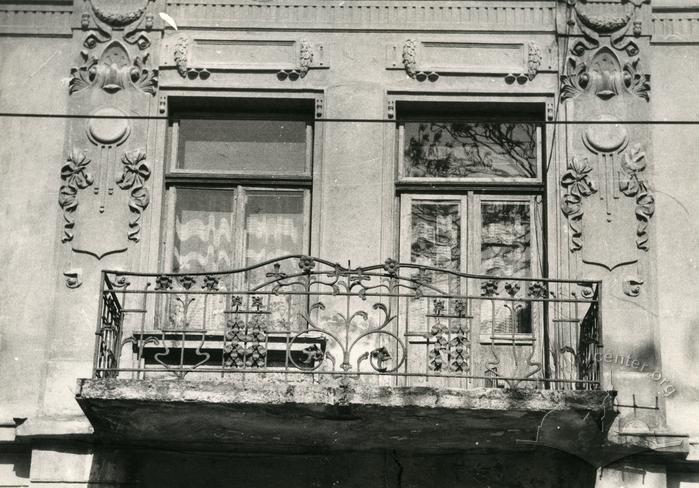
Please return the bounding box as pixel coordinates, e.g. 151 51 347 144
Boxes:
78 256 612 452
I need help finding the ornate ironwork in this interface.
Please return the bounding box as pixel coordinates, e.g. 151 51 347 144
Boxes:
93 256 601 390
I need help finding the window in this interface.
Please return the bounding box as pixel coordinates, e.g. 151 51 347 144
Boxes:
162 97 315 331
397 102 545 337
397 102 542 184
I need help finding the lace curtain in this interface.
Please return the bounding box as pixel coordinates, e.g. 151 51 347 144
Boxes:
167 190 304 331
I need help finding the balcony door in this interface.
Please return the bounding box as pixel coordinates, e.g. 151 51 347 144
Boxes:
396 106 546 387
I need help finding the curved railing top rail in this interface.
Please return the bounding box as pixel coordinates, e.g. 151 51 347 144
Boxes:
102 254 601 286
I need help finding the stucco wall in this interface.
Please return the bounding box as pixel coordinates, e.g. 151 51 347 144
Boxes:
651 43 699 437
0 36 71 421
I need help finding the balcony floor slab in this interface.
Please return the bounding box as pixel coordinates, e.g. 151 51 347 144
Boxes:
76 377 614 453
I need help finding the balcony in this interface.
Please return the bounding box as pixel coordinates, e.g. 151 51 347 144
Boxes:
77 255 611 451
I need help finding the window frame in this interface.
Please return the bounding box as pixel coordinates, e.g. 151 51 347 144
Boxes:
160 94 321 274
168 115 314 179
393 96 550 343
396 120 543 186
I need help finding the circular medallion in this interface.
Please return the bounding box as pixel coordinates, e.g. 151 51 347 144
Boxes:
582 114 628 154
87 107 131 146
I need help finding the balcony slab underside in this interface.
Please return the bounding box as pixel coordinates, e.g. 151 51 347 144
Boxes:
77 378 614 453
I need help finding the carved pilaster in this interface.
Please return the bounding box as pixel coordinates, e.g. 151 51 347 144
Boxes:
60 0 162 261
557 0 654 297
559 0 651 103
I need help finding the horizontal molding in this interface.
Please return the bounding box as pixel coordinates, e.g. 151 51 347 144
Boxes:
165 0 556 32
164 172 313 188
652 11 699 43
0 4 72 36
161 35 328 80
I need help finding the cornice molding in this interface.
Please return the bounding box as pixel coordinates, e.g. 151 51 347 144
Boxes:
652 10 699 43
164 0 556 32
0 4 72 36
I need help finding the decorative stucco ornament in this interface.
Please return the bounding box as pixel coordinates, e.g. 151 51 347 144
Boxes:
58 149 94 243
116 149 152 242
527 41 542 81
69 42 159 96
64 269 83 289
622 276 644 297
87 107 131 146
559 0 650 102
88 0 153 28
174 36 190 77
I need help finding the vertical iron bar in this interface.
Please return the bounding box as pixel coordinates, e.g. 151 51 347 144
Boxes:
92 271 107 378
542 280 551 390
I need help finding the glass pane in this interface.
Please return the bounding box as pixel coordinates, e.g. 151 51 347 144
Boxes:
404 122 537 179
170 189 235 331
480 202 531 278
178 119 307 173
245 191 305 274
410 201 461 272
245 191 306 331
174 189 235 273
480 202 532 334
408 200 461 337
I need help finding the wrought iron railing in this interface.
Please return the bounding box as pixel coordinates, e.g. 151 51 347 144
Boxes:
93 256 602 390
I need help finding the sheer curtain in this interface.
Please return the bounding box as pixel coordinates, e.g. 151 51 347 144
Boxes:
245 191 305 331
170 189 234 331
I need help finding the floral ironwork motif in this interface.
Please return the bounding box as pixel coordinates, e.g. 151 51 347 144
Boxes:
93 256 601 389
298 255 316 273
224 296 268 368
527 282 549 299
202 275 220 291
382 258 399 276
561 156 598 252
177 275 196 290
428 298 471 373
58 149 94 243
116 149 151 242
480 280 499 297
154 275 173 290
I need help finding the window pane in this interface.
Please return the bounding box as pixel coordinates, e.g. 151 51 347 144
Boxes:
404 122 537 179
173 189 235 273
480 202 531 278
245 191 306 331
245 191 305 285
408 201 461 336
177 119 307 173
410 201 461 271
480 202 532 334
170 189 235 331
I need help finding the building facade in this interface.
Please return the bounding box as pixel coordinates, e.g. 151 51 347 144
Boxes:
1 0 698 486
